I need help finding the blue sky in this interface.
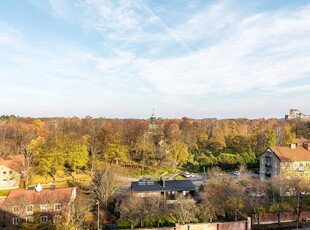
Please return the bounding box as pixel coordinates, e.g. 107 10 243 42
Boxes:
0 0 310 119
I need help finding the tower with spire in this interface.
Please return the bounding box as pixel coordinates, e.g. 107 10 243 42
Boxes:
148 109 159 131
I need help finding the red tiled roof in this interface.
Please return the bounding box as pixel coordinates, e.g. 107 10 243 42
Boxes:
2 187 74 207
0 155 24 172
270 147 310 162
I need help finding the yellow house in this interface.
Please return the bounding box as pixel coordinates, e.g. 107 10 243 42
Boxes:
0 164 20 190
0 155 24 190
260 143 310 180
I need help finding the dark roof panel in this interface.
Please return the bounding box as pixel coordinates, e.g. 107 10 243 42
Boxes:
165 180 196 191
131 181 162 192
131 180 195 192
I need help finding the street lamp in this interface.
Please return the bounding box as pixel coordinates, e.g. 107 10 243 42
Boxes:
96 200 100 230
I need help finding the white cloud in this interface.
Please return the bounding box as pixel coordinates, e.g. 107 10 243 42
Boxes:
131 3 310 96
0 22 23 44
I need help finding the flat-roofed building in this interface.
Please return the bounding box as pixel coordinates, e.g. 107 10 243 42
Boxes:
131 179 196 203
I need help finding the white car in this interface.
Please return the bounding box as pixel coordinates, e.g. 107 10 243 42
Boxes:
190 173 196 178
233 171 240 176
184 172 191 178
214 172 224 176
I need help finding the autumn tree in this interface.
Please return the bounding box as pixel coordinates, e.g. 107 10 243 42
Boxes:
103 143 128 166
28 136 65 181
202 173 245 221
89 167 123 213
82 117 103 177
173 196 198 224
245 180 268 226
63 133 89 179
67 191 94 229
209 128 226 152
268 177 291 225
283 170 310 228
169 141 189 171
117 193 144 228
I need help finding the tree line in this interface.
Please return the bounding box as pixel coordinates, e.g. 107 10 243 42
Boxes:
0 115 308 181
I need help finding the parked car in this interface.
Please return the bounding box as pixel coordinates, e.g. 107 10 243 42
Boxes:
183 172 191 178
233 171 240 176
190 173 196 178
214 172 224 176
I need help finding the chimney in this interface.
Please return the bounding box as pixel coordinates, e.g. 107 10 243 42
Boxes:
27 185 35 190
50 184 55 190
303 143 310 151
289 143 297 149
160 177 165 188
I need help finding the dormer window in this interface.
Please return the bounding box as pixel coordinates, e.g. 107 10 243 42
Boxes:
13 206 19 213
40 204 48 212
26 205 33 215
267 150 272 156
54 203 61 211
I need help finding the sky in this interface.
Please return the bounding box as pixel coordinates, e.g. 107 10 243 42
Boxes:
0 0 310 119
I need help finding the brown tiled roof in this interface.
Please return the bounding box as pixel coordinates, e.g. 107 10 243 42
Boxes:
271 147 310 162
0 155 24 172
2 187 74 207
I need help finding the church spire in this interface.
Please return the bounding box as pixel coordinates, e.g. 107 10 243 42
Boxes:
149 109 158 131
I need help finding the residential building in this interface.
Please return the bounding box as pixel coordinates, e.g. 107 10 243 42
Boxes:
0 155 24 190
0 184 77 229
260 143 310 180
131 179 196 203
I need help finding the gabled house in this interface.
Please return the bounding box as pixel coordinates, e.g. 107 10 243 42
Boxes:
260 143 310 180
0 155 24 190
0 185 77 229
131 179 196 203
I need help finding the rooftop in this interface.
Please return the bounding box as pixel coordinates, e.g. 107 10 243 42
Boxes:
1 187 75 207
131 179 196 192
270 146 310 162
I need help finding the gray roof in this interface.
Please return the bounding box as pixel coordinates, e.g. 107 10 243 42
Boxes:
131 180 195 192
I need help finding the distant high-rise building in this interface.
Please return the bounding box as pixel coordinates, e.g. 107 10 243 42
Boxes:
285 109 310 121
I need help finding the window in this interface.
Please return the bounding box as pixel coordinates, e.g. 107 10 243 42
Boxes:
40 216 48 223
40 204 48 212
54 203 61 211
26 205 33 215
9 178 13 184
2 179 7 184
13 206 19 213
54 215 61 223
12 217 20 225
9 170 12 175
25 217 34 223
3 171 6 175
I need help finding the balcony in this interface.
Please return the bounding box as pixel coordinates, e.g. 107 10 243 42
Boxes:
265 155 272 159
